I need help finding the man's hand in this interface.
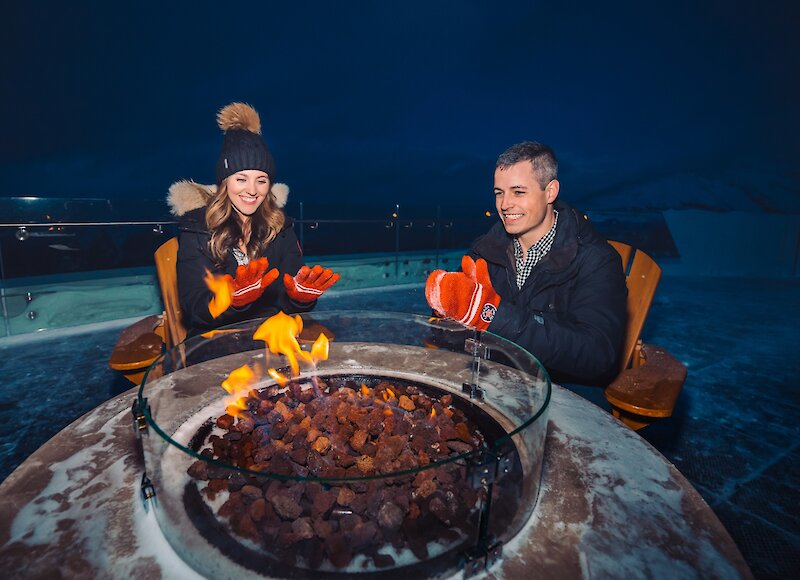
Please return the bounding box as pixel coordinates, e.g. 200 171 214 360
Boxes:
283 265 340 303
425 256 500 330
227 258 280 307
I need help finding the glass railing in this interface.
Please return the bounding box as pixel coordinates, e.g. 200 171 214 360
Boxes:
0 197 496 337
0 196 677 337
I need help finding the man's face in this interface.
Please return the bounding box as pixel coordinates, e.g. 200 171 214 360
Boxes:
494 161 559 252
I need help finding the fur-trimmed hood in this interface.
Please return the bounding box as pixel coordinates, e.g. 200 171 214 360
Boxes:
167 180 289 217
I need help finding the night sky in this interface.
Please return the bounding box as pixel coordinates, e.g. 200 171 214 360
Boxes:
2 1 798 217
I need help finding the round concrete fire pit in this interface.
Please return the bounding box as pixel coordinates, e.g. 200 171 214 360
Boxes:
138 312 550 578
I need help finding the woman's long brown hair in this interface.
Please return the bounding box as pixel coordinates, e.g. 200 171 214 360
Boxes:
205 180 286 265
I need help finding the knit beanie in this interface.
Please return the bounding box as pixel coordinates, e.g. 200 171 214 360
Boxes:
215 102 276 184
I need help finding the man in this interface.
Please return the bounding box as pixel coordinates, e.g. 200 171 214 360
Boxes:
426 141 627 385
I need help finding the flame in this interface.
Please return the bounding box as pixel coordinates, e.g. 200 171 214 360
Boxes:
226 397 249 417
199 328 240 339
310 333 329 362
253 312 308 375
221 364 257 417
222 364 255 394
204 270 232 318
253 312 330 377
430 407 437 419
268 367 289 387
383 408 394 416
361 384 370 396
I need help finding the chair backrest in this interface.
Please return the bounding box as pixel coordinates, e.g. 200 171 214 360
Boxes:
609 240 662 372
608 240 633 271
154 237 187 349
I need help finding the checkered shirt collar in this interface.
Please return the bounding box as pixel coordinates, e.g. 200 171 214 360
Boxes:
513 209 559 289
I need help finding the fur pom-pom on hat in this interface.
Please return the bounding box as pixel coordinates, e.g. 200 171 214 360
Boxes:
217 102 261 134
215 102 275 184
168 180 289 217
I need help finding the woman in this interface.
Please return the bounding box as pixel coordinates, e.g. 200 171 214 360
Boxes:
168 102 338 335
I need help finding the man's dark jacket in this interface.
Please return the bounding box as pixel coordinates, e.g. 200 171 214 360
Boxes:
469 200 627 385
177 207 314 335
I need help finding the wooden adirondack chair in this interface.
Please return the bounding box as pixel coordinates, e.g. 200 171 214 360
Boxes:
153 237 186 349
108 238 183 384
109 237 332 384
604 241 687 430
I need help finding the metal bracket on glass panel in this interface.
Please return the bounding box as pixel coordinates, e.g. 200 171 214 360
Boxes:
132 398 149 436
140 472 157 509
496 451 514 478
467 451 495 486
486 540 503 569
466 447 509 488
463 335 490 400
464 336 489 359
461 536 504 577
463 448 507 576
461 381 484 400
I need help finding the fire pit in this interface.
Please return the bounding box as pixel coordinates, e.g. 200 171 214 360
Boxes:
137 311 550 579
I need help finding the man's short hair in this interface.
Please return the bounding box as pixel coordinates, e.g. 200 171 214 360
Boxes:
496 141 558 189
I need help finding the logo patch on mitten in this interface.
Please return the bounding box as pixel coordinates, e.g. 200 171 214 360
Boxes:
481 303 497 323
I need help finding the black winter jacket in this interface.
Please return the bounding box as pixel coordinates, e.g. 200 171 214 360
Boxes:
470 200 627 386
177 208 314 335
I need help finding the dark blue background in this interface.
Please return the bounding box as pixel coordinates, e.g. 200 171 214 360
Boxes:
2 1 798 217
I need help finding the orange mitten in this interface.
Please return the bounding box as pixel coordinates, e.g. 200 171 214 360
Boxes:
228 257 279 307
425 256 500 330
283 265 340 303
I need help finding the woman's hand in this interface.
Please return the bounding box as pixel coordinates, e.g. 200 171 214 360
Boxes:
283 265 340 303
228 258 279 307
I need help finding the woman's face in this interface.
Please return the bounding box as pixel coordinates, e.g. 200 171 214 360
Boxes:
226 170 271 218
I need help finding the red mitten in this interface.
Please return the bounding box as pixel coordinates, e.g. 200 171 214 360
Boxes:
283 265 340 303
425 256 500 330
227 257 279 307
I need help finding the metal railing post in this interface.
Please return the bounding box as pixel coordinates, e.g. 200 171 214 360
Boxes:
0 239 10 337
394 204 400 279
299 201 304 251
436 204 441 268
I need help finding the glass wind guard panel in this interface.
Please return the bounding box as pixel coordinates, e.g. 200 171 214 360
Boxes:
138 311 550 577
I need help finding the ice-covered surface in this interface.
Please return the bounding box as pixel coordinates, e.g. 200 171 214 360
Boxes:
0 396 202 578
0 378 749 579
4 280 162 335
493 389 744 579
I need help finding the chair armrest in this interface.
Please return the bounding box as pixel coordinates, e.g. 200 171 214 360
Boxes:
108 314 165 372
298 320 334 343
604 343 687 418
